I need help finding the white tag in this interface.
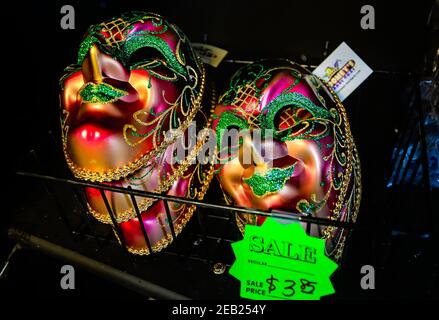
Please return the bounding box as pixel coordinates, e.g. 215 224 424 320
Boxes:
312 42 372 101
192 43 228 68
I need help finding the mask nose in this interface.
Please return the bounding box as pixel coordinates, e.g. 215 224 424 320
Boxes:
239 134 267 169
82 44 130 83
82 44 103 83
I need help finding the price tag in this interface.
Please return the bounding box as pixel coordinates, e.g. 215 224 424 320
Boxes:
312 42 373 101
192 43 228 68
229 218 337 300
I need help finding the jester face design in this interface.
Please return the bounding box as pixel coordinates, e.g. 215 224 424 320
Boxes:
213 60 361 260
60 11 205 182
60 12 215 254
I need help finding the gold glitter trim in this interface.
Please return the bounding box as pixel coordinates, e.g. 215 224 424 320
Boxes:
319 81 362 261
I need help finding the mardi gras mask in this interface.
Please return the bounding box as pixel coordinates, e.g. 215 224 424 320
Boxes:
60 11 206 182
60 12 215 254
213 60 361 260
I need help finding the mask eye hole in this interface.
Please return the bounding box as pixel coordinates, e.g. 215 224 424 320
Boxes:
128 46 176 79
228 125 241 131
128 47 163 66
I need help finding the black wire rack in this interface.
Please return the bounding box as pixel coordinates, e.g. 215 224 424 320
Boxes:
384 75 436 235
14 170 355 255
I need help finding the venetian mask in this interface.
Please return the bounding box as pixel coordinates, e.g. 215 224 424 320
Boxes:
60 12 215 254
213 60 361 260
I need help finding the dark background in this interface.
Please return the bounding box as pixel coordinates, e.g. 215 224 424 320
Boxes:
2 0 438 300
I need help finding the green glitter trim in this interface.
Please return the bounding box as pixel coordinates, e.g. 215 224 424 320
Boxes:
215 111 249 151
262 92 331 129
79 82 128 103
260 92 333 140
123 35 187 77
297 196 327 215
76 13 174 66
77 29 103 64
220 63 270 105
243 164 296 197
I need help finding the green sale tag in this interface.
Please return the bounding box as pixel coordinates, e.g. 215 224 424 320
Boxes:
229 218 338 300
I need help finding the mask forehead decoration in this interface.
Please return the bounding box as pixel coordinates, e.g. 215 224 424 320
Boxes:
60 12 215 254
213 60 361 260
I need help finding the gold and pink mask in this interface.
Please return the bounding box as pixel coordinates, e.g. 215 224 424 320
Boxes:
213 60 361 260
60 12 215 254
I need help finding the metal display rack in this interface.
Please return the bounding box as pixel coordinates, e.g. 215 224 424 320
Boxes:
10 134 354 299
385 74 436 235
